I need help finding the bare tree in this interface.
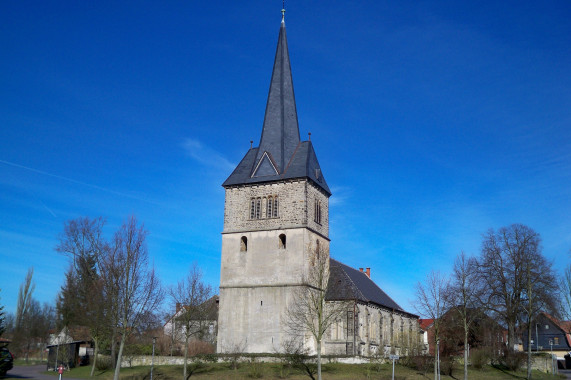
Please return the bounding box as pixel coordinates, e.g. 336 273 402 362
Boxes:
15 267 35 362
284 247 346 380
415 270 448 380
169 263 215 380
55 217 109 377
521 240 557 380
478 224 550 352
561 261 571 322
0 289 5 338
101 216 163 380
446 252 483 380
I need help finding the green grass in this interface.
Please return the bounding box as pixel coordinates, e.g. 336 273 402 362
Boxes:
13 358 47 366
22 362 565 380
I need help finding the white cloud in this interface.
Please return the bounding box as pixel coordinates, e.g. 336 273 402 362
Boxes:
182 138 235 172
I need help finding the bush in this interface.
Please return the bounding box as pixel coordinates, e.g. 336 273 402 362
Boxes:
95 356 112 371
499 350 526 371
196 353 218 363
247 357 265 378
440 356 454 376
403 355 433 374
471 348 490 370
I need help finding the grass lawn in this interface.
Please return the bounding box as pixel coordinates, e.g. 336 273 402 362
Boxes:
32 362 566 379
13 358 47 366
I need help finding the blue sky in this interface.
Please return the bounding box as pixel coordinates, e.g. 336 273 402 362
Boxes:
1 1 570 316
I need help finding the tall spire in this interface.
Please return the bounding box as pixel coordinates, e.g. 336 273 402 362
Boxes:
252 12 300 176
222 10 330 196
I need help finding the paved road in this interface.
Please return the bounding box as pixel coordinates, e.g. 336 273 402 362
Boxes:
2 365 83 380
560 369 571 379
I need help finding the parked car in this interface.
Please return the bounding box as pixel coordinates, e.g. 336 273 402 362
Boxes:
0 347 13 376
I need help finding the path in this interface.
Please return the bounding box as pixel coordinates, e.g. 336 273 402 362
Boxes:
3 364 83 380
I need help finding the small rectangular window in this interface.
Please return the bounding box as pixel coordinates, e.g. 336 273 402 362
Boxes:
555 337 560 345
314 199 322 224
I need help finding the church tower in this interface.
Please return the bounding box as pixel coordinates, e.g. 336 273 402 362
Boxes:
217 12 331 353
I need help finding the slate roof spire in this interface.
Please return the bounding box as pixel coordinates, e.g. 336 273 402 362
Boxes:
254 12 300 175
222 12 331 195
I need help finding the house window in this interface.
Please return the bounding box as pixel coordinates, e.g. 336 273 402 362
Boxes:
240 236 247 252
314 198 322 224
545 324 549 330
279 234 286 249
555 337 560 345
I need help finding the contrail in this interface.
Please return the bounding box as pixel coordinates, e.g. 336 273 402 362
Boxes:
0 159 159 205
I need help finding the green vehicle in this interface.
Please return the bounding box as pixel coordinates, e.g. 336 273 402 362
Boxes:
0 347 13 376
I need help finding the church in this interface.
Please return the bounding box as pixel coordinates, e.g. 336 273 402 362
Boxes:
217 11 419 357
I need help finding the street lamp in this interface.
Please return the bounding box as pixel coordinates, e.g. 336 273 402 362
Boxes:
150 337 157 380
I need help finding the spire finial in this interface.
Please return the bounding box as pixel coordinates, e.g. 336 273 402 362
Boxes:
281 0 285 23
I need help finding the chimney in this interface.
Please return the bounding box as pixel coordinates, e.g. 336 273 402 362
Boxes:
176 303 181 313
359 268 364 273
365 268 371 278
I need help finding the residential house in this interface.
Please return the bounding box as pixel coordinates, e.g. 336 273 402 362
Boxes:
164 295 219 346
522 312 571 358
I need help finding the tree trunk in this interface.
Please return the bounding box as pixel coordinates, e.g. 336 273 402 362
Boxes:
527 321 532 380
111 327 117 369
113 335 126 380
317 339 322 380
434 343 438 380
508 321 516 351
464 326 468 380
90 337 99 377
183 333 189 380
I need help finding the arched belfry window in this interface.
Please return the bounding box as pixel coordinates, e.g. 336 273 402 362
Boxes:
250 197 262 219
267 196 273 218
273 196 279 217
240 236 248 252
279 234 286 249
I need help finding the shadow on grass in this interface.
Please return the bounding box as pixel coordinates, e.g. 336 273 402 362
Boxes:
491 364 527 379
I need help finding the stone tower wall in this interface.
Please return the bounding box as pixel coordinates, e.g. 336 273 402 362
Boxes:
223 179 329 238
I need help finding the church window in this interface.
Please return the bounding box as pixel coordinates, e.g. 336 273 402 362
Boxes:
240 236 248 252
272 196 279 217
316 240 320 255
256 198 261 219
347 311 354 336
267 196 273 217
250 199 256 219
279 234 286 249
314 198 322 224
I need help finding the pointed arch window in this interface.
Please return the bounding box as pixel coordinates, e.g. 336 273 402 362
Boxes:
314 198 322 224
